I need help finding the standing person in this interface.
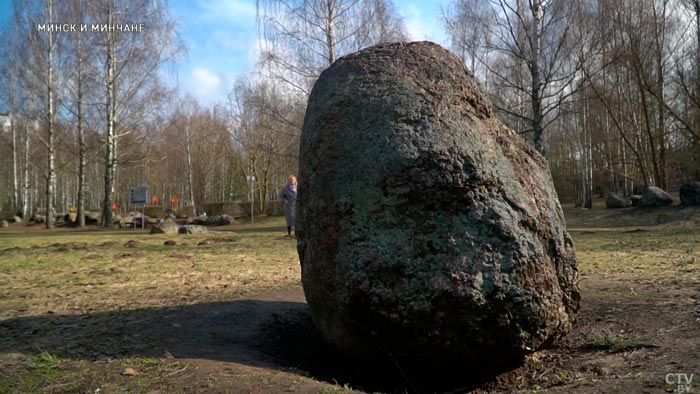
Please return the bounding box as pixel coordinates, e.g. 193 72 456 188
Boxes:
279 175 297 237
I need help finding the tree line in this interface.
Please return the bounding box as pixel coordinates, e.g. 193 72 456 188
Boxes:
0 0 407 227
441 0 700 207
1 0 699 229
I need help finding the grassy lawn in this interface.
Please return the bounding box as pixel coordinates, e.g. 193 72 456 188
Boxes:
573 226 700 284
0 208 698 393
0 217 314 394
0 217 299 319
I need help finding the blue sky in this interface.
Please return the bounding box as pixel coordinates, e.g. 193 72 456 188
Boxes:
0 0 449 106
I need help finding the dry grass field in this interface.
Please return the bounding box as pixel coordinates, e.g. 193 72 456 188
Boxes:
0 206 699 393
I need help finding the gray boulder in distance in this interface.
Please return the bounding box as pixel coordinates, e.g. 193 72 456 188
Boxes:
11 216 22 223
639 186 673 207
150 218 180 234
178 225 208 235
119 216 134 228
297 41 580 367
680 182 700 205
189 214 208 225
85 211 101 224
1 220 8 228
605 193 631 209
33 214 45 224
630 195 643 207
206 214 234 226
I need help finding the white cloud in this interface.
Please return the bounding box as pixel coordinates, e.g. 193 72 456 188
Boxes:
188 67 224 104
403 4 430 41
198 0 256 23
400 2 449 45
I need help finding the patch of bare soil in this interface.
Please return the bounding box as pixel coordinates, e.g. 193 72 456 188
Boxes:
48 242 89 252
2 278 697 393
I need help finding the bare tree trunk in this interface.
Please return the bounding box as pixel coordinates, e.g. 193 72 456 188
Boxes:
185 124 196 215
103 3 116 228
694 0 700 178
258 156 272 214
77 30 86 228
45 0 56 230
657 65 667 189
11 116 19 214
654 0 668 190
530 0 544 154
325 0 336 65
583 95 593 209
22 125 30 219
621 137 631 195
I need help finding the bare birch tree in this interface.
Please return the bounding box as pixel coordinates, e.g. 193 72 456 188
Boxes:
440 0 493 80
256 0 408 95
60 0 97 227
14 0 61 228
91 0 182 227
443 0 591 155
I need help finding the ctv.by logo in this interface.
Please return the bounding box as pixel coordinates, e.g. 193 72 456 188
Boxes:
666 373 694 393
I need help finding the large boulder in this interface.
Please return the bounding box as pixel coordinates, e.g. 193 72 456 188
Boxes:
11 216 22 223
680 182 700 205
150 218 180 234
85 211 101 224
189 213 208 225
205 214 234 226
630 195 643 207
119 216 134 228
298 42 580 367
64 212 78 223
178 225 208 235
639 186 673 207
1 220 8 228
605 193 631 209
33 214 45 224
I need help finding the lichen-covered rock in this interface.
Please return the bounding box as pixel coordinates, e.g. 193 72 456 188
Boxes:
150 218 180 234
680 182 700 205
605 193 631 209
630 195 643 207
205 214 234 226
119 216 134 228
85 211 101 224
178 225 208 235
297 41 580 366
189 214 208 225
639 186 673 207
